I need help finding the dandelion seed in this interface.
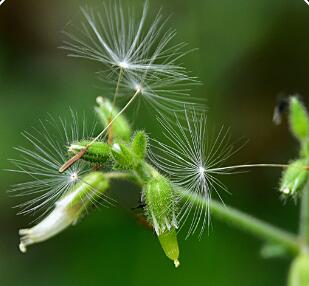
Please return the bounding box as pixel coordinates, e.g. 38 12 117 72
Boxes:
100 72 204 117
150 109 298 237
59 0 205 172
62 0 189 79
149 110 237 237
8 111 112 218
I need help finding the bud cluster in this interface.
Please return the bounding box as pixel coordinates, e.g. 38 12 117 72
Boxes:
280 97 309 197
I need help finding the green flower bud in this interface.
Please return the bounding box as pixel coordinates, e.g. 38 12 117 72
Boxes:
158 228 180 268
69 141 111 165
131 131 148 160
111 143 135 170
288 255 309 286
111 132 148 170
280 159 309 196
289 96 309 142
19 172 109 253
144 175 179 267
95 97 132 142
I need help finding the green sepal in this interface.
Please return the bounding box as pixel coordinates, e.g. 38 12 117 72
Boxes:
69 141 111 165
111 143 135 170
288 255 309 286
95 97 132 142
158 228 180 268
280 159 309 196
144 175 177 235
131 131 148 160
289 96 309 143
145 175 180 267
111 132 148 170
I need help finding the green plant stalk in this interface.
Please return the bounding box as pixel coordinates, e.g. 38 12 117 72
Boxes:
299 181 309 252
179 190 300 255
104 166 300 255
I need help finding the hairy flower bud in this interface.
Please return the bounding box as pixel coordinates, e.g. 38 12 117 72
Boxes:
280 159 309 196
289 96 309 143
69 141 111 165
111 143 135 170
288 255 309 286
95 97 132 142
144 175 179 267
131 131 148 160
158 228 180 268
111 132 148 170
19 172 109 253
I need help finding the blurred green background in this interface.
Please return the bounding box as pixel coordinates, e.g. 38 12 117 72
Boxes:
1 0 309 285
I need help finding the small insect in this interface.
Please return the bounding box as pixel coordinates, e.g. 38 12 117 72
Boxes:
273 96 290 125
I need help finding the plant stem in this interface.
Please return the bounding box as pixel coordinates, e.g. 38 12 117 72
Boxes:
299 182 309 252
178 190 300 255
105 171 139 185
104 170 300 255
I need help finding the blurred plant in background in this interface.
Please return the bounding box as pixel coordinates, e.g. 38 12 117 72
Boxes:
2 0 309 285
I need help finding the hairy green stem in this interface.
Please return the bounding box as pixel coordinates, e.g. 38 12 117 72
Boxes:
299 182 309 252
105 171 139 185
104 169 300 255
178 190 300 255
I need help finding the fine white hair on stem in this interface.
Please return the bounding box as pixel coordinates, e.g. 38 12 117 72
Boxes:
62 0 190 80
7 110 113 220
149 109 245 238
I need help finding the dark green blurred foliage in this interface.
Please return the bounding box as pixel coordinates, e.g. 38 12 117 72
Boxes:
1 0 309 285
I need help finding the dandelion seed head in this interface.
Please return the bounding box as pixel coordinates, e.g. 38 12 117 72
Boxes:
198 166 206 176
7 111 111 219
150 108 242 238
100 71 204 121
63 0 190 80
119 60 129 69
68 171 79 183
134 82 143 93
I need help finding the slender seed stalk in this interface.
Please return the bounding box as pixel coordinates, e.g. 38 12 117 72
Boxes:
207 164 309 173
111 68 123 112
88 88 140 146
108 68 124 144
59 89 140 173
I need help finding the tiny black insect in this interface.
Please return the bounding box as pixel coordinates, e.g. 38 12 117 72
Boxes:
273 96 290 125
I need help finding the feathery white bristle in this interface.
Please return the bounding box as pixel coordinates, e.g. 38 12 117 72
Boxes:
8 110 112 218
63 0 204 118
150 109 242 238
62 0 191 79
